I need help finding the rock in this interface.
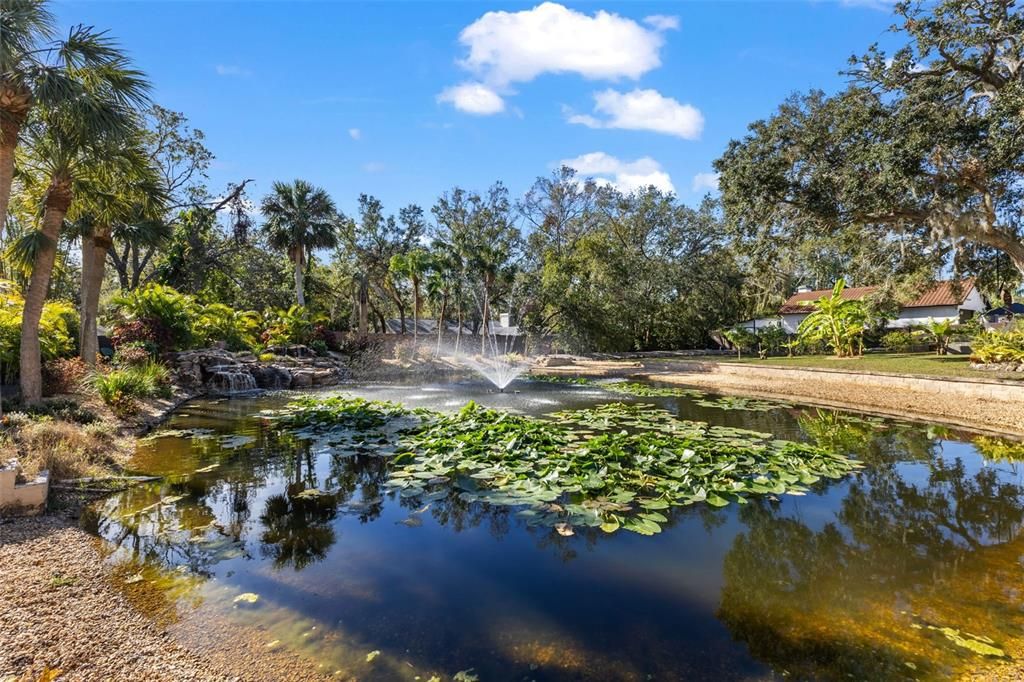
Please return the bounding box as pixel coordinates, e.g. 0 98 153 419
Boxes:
266 344 315 358
290 371 314 389
250 365 292 390
537 355 576 367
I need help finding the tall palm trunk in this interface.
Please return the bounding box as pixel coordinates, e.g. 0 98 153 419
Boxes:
21 175 71 403
435 293 447 356
80 224 111 365
0 97 31 237
290 246 306 306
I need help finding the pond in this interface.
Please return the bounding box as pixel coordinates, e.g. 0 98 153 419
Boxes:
82 378 1024 681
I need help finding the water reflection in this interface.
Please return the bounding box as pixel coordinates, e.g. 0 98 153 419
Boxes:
84 387 1024 680
720 443 1024 679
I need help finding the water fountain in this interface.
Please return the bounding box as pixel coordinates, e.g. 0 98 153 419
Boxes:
439 295 533 391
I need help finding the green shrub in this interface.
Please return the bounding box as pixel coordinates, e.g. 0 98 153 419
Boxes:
880 330 916 352
0 281 77 382
261 306 326 347
110 283 196 352
972 323 1024 365
92 361 172 415
192 303 261 351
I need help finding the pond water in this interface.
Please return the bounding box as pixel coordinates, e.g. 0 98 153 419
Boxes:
82 379 1024 681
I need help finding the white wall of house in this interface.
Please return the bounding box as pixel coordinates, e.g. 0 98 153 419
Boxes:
734 317 783 332
888 289 986 328
888 305 960 328
780 314 807 334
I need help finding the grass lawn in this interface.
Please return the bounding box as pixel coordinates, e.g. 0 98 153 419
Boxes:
708 352 1024 381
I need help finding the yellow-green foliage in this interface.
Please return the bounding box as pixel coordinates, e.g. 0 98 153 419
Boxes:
0 280 78 382
972 323 1024 365
261 305 326 346
192 303 261 351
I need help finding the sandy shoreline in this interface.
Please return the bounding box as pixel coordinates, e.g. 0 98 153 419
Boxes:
533 358 1024 437
0 515 339 682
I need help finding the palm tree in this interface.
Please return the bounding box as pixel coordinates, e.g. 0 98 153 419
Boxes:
1 10 147 234
923 318 955 356
74 141 164 365
390 248 431 343
260 180 338 307
15 32 149 403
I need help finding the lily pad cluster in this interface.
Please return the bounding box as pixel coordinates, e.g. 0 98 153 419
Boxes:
271 397 859 536
603 382 706 398
694 396 793 412
530 374 594 385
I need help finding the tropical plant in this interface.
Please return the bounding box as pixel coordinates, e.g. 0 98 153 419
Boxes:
722 327 756 359
0 281 76 383
922 319 956 355
389 247 431 342
91 360 170 414
109 282 195 352
797 280 871 357
261 305 326 347
14 26 150 403
971 323 1024 366
74 137 165 365
191 302 260 351
260 179 339 307
756 324 788 355
880 330 917 352
0 5 147 234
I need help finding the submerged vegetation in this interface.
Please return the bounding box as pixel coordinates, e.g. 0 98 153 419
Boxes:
272 396 860 536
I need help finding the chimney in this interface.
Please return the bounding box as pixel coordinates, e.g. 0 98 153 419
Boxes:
499 313 511 328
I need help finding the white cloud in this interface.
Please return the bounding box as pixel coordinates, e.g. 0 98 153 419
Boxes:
567 88 704 139
214 64 252 78
362 161 386 173
559 152 674 194
691 172 720 193
348 128 362 140
436 82 506 115
643 15 680 31
456 2 665 86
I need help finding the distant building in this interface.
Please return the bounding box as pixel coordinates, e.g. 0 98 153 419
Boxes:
735 279 986 334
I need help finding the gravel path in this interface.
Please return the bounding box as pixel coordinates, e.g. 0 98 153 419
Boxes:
0 516 233 682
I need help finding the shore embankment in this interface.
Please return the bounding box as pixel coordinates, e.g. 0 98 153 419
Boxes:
535 357 1024 437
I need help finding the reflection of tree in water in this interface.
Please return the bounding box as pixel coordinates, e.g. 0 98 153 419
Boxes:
718 449 1024 680
259 485 339 570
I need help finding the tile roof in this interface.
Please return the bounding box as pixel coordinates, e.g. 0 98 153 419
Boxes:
779 279 975 314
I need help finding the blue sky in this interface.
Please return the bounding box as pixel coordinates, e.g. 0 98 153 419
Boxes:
53 0 899 218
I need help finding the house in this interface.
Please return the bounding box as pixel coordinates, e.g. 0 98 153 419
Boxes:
736 279 986 334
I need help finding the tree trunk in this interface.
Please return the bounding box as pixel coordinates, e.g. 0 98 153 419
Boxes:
436 294 447 356
21 176 72 403
480 281 491 355
412 277 420 343
357 275 369 336
455 302 463 354
292 251 306 307
0 107 28 240
80 224 112 365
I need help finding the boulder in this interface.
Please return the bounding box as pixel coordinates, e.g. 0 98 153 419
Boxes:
251 365 292 390
290 370 314 389
537 355 576 367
